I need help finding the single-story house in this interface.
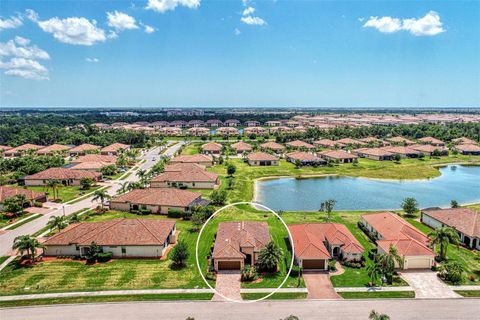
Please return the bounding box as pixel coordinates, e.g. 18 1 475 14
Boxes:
361 212 435 269
206 119 223 127
386 137 415 145
418 137 445 147
0 186 47 211
0 145 12 154
452 137 477 145
43 218 177 258
244 127 267 136
245 121 260 127
453 144 480 155
24 168 102 186
285 151 326 166
150 170 219 189
359 137 386 146
353 148 394 161
381 146 421 158
3 144 43 157
69 154 117 171
313 139 345 149
110 188 207 214
247 152 279 166
201 142 223 155
421 208 480 250
187 127 210 136
212 221 270 270
100 143 130 156
216 127 239 136
259 142 285 154
164 163 206 172
318 150 358 163
36 144 72 156
159 127 183 136
286 140 315 150
230 141 253 154
170 154 214 167
224 119 240 127
288 223 364 270
410 144 448 156
336 138 366 147
68 143 101 157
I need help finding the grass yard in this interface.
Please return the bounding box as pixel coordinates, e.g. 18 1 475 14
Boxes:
0 256 10 265
0 293 214 308
338 291 415 299
454 290 480 297
0 212 37 229
241 292 307 300
26 185 102 203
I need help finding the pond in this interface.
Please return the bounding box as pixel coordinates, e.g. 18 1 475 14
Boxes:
255 164 480 211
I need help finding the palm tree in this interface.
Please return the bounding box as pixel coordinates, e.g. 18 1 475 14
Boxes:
117 181 129 195
388 245 404 269
45 179 61 200
257 241 283 272
47 215 68 232
12 235 44 263
319 199 337 221
136 169 149 186
366 263 380 286
92 189 111 210
15 193 28 208
428 227 460 261
369 310 390 320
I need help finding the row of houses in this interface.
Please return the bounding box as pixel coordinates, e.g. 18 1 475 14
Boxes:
0 143 130 158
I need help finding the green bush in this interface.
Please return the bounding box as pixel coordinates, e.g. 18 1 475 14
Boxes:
97 252 113 262
168 209 184 218
328 260 337 271
241 265 258 282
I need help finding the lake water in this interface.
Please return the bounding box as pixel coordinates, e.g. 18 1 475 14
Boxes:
255 165 480 211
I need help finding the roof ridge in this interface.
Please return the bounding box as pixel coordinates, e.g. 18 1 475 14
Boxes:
137 218 163 243
78 219 124 243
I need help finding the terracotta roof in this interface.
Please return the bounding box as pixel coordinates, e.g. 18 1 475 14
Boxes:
164 163 206 172
286 140 315 149
36 144 71 154
382 146 420 155
285 151 323 162
25 168 101 180
201 142 222 151
387 137 415 145
452 137 477 145
0 186 46 202
71 154 117 164
260 142 285 151
231 141 253 152
44 218 176 246
5 144 43 154
319 150 358 160
313 139 345 148
418 137 445 145
212 221 270 259
377 239 435 257
69 144 100 153
247 152 279 161
422 208 480 238
454 144 480 152
410 144 446 153
101 143 130 153
170 154 213 164
69 162 109 170
111 188 202 207
353 147 393 157
359 137 383 143
336 138 366 146
0 145 12 151
151 170 218 183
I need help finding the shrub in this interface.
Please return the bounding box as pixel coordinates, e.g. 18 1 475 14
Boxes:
368 248 377 260
438 261 464 284
241 265 258 282
171 240 189 268
328 260 337 271
168 209 184 218
97 252 113 262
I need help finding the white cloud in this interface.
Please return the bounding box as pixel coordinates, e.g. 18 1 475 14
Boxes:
0 15 23 31
107 11 139 31
0 38 49 80
38 17 106 45
107 30 118 39
144 25 155 33
363 11 445 36
0 38 50 60
14 36 30 46
234 28 241 35
241 15 266 26
25 9 39 22
146 0 200 13
243 7 255 16
85 57 99 63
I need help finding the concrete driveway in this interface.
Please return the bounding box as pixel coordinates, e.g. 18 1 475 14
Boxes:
212 271 242 302
303 271 340 299
400 270 460 299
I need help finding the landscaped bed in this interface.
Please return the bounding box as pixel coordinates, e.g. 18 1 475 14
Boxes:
338 291 415 299
241 292 308 300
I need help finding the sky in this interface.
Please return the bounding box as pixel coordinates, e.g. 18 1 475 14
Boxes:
0 0 479 108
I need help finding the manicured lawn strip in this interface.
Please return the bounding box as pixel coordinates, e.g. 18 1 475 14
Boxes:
454 290 480 297
0 293 214 308
338 291 415 299
0 257 10 265
68 186 106 204
26 185 101 203
241 292 307 300
4 214 41 230
0 212 36 229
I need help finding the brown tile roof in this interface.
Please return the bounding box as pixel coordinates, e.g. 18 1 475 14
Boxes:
5 144 43 154
43 218 176 246
285 151 322 162
422 208 480 238
0 186 46 202
410 144 446 153
0 145 13 152
69 162 109 170
69 143 100 153
382 146 420 155
170 154 213 164
454 144 480 152
247 152 279 161
164 163 206 172
231 141 253 152
111 188 202 207
286 140 315 149
336 138 366 146
418 137 445 145
260 142 285 151
359 137 383 143
452 137 477 145
387 137 415 145
213 221 270 259
313 139 345 148
353 147 393 157
25 168 102 180
319 150 358 160
101 143 130 153
71 154 117 164
36 144 71 155
201 142 222 152
151 170 219 183
377 239 435 257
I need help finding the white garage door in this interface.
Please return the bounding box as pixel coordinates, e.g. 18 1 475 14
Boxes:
407 258 431 269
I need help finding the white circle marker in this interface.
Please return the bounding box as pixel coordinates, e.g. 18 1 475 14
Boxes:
195 201 295 303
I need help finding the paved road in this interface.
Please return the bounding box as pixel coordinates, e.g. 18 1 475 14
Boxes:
2 299 479 320
0 142 184 256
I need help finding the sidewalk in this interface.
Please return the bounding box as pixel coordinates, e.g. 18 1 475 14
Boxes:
335 286 413 292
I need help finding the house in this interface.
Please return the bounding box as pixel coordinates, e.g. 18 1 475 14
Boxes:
381 146 421 158
36 144 72 156
150 170 219 189
68 144 100 157
201 142 223 155
206 119 223 127
24 168 102 186
361 212 435 269
265 120 282 127
386 137 415 145
43 219 177 258
187 127 210 136
110 188 207 214
100 143 130 156
410 144 448 156
212 221 270 270
164 163 206 172
244 127 267 136
224 119 240 127
187 120 205 127
453 144 480 155
286 140 315 150
247 152 279 166
318 150 358 163
259 142 285 154
359 137 385 146
245 121 260 127
336 138 366 147
285 152 326 166
452 137 477 145
170 154 214 167
159 127 183 136
69 154 118 171
421 208 480 250
216 127 239 136
3 144 43 157
0 145 12 153
418 137 445 147
313 139 345 149
0 186 47 211
288 223 364 270
353 148 394 161
230 141 253 155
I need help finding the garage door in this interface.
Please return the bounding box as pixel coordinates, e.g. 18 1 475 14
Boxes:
407 258 431 269
217 261 241 270
302 259 325 269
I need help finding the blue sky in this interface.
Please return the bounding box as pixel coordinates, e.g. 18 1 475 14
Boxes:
0 0 479 108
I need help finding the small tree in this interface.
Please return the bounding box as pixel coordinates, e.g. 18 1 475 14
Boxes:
45 179 61 200
191 211 206 231
294 159 302 169
227 176 235 190
319 199 337 221
101 164 118 177
47 215 68 232
401 197 418 217
439 261 464 284
92 190 111 210
257 241 283 272
450 200 459 208
85 241 100 263
227 164 236 176
366 263 380 286
210 189 227 205
3 196 24 217
12 235 44 263
171 240 189 268
393 154 401 162
369 310 390 320
80 178 93 190
428 227 460 261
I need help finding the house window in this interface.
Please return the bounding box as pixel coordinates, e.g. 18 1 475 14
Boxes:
192 182 195 187
75 245 80 251
121 247 126 254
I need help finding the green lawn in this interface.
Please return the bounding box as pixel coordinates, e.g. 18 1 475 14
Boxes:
26 185 102 203
3 213 41 230
454 290 480 297
0 293 214 308
338 291 415 299
0 256 10 265
241 292 307 300
0 212 36 229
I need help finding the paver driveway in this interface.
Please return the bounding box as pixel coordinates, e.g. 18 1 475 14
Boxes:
303 271 340 299
400 270 460 299
212 271 242 301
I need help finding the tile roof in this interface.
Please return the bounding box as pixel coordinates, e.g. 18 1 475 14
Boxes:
36 144 71 154
0 145 12 151
111 187 202 207
286 140 315 149
454 144 480 152
151 170 219 183
25 168 102 180
164 163 206 172
377 239 435 257
353 147 393 157
260 142 285 151
247 152 279 161
359 137 383 143
418 137 445 145
0 186 46 202
452 137 477 145
68 143 100 153
422 208 480 238
213 221 270 259
5 144 43 154
387 137 415 145
285 151 323 162
313 139 345 148
71 154 117 164
44 218 176 246
201 142 223 151
319 150 358 160
382 146 420 155
230 141 253 151
336 138 366 146
101 143 130 153
170 154 214 164
410 144 446 153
